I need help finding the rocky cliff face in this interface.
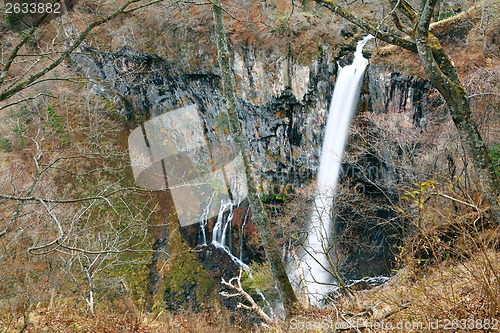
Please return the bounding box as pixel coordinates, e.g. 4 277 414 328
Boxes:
365 63 444 125
71 45 339 192
72 45 440 193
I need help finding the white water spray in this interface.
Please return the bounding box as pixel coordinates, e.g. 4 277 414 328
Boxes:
301 35 373 304
239 207 250 262
212 198 234 249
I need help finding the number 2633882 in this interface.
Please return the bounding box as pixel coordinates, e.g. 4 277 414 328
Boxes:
6 2 61 14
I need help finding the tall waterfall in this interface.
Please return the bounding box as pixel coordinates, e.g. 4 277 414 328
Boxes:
301 35 373 303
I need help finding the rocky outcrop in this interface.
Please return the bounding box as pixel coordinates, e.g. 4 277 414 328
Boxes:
365 63 444 124
71 45 339 191
74 44 442 194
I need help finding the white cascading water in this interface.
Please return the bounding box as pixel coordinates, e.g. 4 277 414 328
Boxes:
301 35 373 304
203 193 274 312
239 207 250 262
208 195 248 268
211 198 235 248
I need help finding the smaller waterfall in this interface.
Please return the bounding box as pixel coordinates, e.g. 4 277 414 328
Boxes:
202 190 274 316
199 191 216 246
300 35 373 304
207 196 247 268
212 198 235 249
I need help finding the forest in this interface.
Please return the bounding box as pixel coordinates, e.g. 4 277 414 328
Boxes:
0 0 499 332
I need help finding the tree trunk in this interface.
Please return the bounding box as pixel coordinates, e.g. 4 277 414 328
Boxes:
314 0 500 224
210 0 301 317
86 272 95 314
415 0 500 223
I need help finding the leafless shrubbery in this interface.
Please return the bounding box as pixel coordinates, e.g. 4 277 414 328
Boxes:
463 65 500 145
0 87 158 326
370 177 500 324
346 95 500 323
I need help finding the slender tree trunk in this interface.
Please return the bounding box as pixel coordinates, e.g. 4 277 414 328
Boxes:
19 306 31 333
85 272 95 314
210 0 301 317
89 288 94 315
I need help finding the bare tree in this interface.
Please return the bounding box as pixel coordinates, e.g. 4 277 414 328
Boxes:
0 89 160 324
60 216 154 315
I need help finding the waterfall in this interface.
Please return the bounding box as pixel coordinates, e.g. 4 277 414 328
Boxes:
211 198 234 249
209 196 248 268
300 35 373 304
208 199 275 314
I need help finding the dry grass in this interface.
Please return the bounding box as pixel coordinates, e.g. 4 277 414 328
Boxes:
353 247 500 332
1 304 251 332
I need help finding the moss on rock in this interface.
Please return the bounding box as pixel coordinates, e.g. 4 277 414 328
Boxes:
162 227 216 313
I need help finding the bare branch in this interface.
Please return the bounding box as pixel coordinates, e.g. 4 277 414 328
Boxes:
0 9 53 87
0 93 57 111
314 0 418 52
220 269 274 324
0 0 166 102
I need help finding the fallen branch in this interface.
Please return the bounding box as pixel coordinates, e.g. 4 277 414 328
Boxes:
376 302 410 320
220 268 275 324
331 301 410 331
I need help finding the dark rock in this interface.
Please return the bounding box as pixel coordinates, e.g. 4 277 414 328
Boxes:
340 23 358 38
365 63 445 125
70 45 339 190
196 244 262 324
144 222 169 313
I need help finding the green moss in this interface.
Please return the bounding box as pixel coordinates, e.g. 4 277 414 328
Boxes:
242 262 273 292
0 138 12 152
241 262 279 310
46 104 68 142
260 191 289 204
13 123 26 148
489 144 500 177
438 10 455 21
4 1 29 29
162 231 216 312
106 259 150 301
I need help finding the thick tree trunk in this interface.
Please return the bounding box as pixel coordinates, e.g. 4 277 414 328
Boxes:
211 0 301 317
415 0 500 223
314 0 500 224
